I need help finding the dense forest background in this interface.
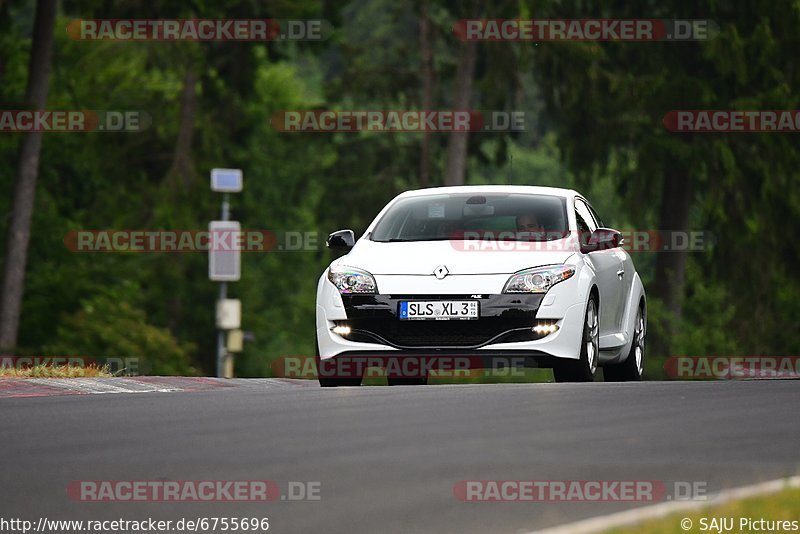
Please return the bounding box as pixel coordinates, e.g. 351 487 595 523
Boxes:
1 0 798 378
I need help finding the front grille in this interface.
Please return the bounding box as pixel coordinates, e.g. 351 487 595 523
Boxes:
338 293 545 348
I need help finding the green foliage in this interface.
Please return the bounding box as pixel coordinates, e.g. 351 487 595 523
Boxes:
44 283 197 376
645 258 739 378
2 0 799 379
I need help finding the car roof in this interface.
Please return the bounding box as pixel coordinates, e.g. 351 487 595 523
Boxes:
395 185 578 200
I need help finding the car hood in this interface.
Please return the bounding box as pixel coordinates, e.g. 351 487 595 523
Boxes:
336 239 577 275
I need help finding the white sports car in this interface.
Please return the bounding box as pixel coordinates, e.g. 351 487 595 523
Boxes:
315 185 646 386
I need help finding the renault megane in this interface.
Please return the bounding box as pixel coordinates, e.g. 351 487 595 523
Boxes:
315 186 646 386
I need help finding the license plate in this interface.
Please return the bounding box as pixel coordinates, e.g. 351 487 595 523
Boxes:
399 300 479 320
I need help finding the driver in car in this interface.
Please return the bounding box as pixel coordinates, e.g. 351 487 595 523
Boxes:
516 212 546 241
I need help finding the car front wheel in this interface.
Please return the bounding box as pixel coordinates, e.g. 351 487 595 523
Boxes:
315 343 362 387
553 296 599 383
387 376 428 386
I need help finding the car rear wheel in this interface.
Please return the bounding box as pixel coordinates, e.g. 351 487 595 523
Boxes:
553 296 599 383
603 303 645 382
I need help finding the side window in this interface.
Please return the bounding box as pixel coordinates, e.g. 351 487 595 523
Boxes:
574 199 597 233
574 209 592 247
587 203 604 228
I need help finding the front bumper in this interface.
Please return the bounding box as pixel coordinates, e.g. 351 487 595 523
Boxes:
337 294 545 349
317 280 587 363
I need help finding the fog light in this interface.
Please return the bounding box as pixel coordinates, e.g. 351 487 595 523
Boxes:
532 323 559 335
332 325 351 336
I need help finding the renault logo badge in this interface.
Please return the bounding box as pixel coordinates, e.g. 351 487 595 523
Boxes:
433 265 449 280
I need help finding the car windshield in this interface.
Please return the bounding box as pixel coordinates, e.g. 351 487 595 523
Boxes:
370 193 569 242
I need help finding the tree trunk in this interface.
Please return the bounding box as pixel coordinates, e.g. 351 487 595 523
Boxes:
0 0 12 85
652 162 693 352
443 39 476 186
419 0 434 187
167 63 198 190
164 63 198 331
0 0 57 350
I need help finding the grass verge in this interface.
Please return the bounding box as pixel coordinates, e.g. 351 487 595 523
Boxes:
0 364 113 378
605 486 800 534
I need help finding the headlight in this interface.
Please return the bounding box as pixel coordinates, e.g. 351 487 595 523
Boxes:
503 265 575 294
327 265 377 294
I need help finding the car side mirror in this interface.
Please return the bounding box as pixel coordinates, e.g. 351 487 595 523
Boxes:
327 229 355 252
581 228 623 254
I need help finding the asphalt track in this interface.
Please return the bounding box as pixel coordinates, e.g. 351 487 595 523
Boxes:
1 380 799 533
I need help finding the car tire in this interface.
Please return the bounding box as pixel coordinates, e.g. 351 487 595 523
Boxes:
553 296 599 383
315 343 361 387
603 302 645 382
386 376 428 386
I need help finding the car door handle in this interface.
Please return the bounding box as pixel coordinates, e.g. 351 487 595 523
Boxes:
616 269 625 278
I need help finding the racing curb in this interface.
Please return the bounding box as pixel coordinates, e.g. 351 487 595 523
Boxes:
0 377 315 398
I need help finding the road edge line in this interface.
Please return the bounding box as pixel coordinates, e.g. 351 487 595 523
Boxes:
524 475 800 534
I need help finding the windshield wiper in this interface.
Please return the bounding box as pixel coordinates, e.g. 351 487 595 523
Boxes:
373 237 451 243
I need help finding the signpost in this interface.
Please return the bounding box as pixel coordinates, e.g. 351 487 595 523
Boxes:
208 221 241 282
211 168 243 193
210 169 243 378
